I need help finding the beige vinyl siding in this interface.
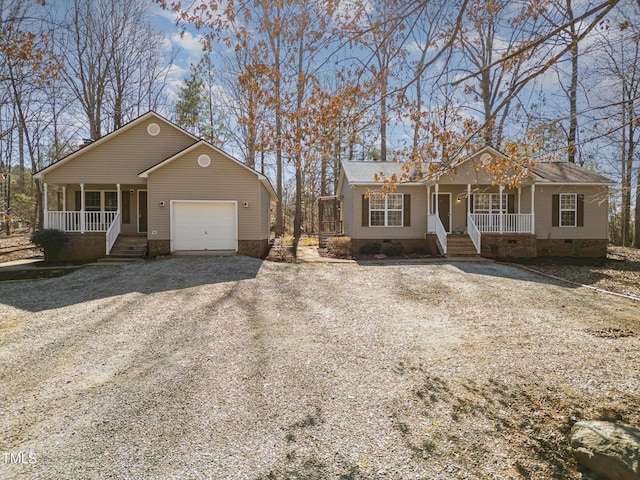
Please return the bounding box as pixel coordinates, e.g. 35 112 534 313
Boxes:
437 158 499 185
342 177 355 237
352 185 426 239
535 185 608 239
42 119 195 185
147 145 262 241
259 183 272 240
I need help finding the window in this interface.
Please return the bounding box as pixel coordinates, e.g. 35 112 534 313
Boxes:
559 193 576 227
473 193 508 214
370 193 403 227
82 191 117 211
84 192 101 211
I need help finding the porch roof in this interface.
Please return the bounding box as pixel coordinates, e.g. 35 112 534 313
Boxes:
340 161 431 185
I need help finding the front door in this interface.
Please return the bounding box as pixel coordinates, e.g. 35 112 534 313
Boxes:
432 193 451 233
138 190 148 233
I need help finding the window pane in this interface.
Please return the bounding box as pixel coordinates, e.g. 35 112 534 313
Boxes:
104 192 118 211
561 194 576 209
370 211 385 226
387 194 403 209
561 211 576 227
388 211 402 226
85 192 101 211
474 194 490 211
370 196 386 209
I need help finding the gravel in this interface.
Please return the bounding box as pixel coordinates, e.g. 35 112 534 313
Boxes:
1 257 639 479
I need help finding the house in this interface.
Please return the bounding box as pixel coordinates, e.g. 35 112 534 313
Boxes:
34 112 277 262
331 146 613 258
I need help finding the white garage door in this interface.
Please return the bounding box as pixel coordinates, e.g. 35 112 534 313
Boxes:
172 201 237 251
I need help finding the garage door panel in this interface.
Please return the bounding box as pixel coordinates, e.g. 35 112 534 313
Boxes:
172 202 236 251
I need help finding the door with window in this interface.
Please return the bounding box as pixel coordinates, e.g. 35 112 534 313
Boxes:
432 193 451 233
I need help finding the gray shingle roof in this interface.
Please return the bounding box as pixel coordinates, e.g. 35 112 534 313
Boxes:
340 161 428 183
531 162 614 184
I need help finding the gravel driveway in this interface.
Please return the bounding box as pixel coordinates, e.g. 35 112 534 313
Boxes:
1 257 639 479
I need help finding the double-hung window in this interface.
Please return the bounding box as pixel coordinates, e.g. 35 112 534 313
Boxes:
473 193 508 214
559 193 577 227
370 193 403 227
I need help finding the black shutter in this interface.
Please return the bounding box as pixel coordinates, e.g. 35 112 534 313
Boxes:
121 191 131 224
75 191 81 210
552 194 559 227
403 194 411 227
362 195 369 227
577 194 584 227
507 194 515 213
469 194 474 213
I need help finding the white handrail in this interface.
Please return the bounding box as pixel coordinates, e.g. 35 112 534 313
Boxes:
105 212 121 255
470 213 532 234
467 214 481 254
428 214 447 254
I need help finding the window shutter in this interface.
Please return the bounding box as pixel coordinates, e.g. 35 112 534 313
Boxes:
362 195 369 227
470 195 474 213
121 191 131 224
507 194 515 213
577 194 584 227
75 191 81 210
403 194 411 227
552 194 559 227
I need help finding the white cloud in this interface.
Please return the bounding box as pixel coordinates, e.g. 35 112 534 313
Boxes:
171 31 206 60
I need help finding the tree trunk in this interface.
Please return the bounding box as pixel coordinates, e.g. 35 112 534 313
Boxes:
567 0 579 164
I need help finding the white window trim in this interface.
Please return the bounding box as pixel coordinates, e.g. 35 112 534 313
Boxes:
473 193 508 214
559 193 577 227
369 193 404 227
84 190 117 211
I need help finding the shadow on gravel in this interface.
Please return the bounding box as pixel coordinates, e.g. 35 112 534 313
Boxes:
0 256 263 312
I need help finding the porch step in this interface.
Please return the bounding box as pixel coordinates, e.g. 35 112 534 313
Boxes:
107 236 147 259
319 233 336 248
446 234 480 257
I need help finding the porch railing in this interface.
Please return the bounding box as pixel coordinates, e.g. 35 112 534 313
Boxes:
428 214 447 255
105 212 121 255
46 211 118 233
470 213 533 234
467 214 481 254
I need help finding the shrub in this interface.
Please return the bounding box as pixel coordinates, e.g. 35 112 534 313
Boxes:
359 242 381 255
380 242 404 257
327 236 352 258
30 229 69 252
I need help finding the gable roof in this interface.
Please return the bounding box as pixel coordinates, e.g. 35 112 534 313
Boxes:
339 160 430 185
531 162 614 185
34 111 199 179
138 140 278 201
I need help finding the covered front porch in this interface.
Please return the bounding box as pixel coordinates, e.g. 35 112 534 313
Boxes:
426 182 536 255
43 182 148 256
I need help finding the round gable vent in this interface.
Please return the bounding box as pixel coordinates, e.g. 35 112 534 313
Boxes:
147 123 161 136
198 154 211 167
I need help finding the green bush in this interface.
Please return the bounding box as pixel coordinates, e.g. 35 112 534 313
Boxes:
30 229 69 256
359 242 381 255
327 236 352 258
380 242 404 257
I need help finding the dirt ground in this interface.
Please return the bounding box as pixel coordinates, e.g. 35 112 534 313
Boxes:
1 257 638 479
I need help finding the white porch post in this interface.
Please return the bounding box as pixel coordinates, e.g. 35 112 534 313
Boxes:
43 183 48 228
426 185 431 231
530 183 536 234
62 186 66 211
499 185 503 234
116 184 121 216
80 183 85 233
435 183 440 217
467 184 471 216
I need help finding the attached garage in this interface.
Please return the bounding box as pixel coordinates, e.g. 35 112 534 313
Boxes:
171 201 237 251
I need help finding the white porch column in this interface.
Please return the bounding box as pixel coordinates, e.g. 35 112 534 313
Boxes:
116 183 121 215
43 183 48 228
426 185 431 231
435 183 440 217
467 184 471 216
499 185 504 234
517 187 521 214
530 183 536 234
62 186 66 211
80 183 85 234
